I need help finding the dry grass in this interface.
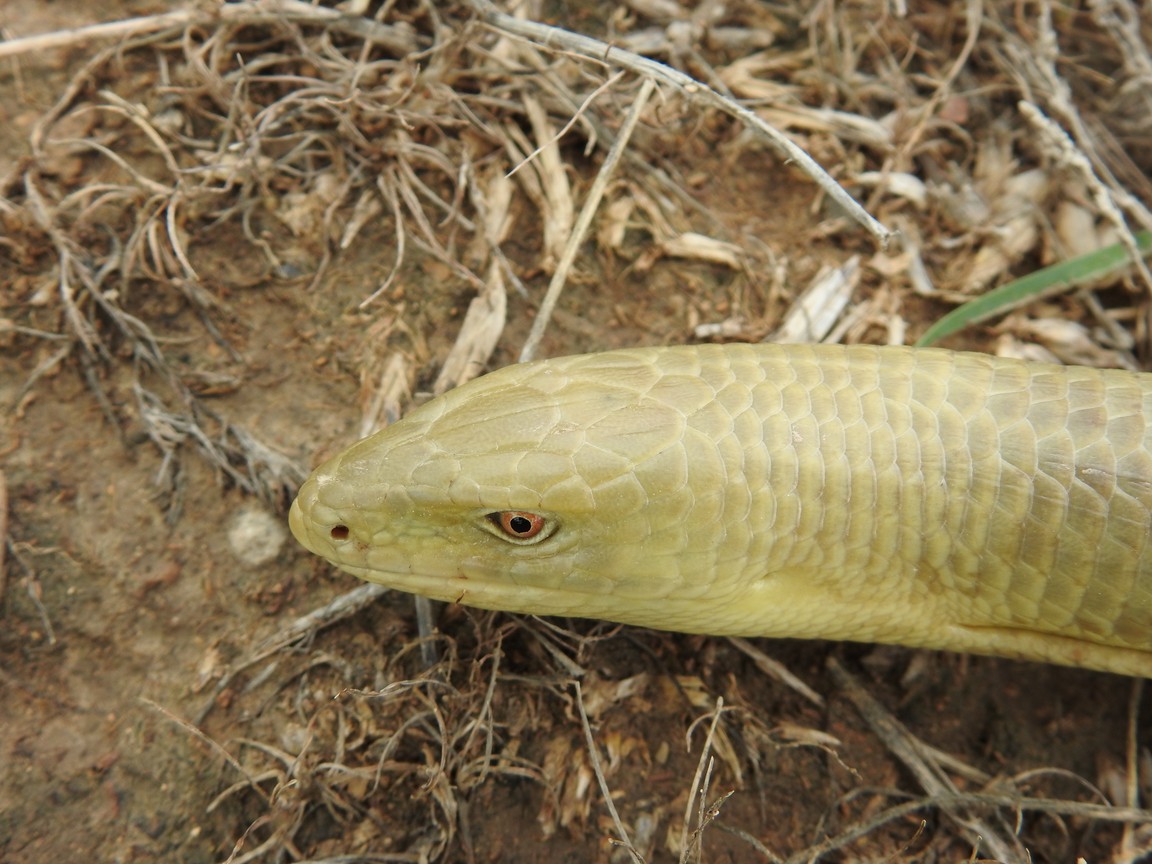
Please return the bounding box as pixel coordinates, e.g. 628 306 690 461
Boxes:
2 0 1152 862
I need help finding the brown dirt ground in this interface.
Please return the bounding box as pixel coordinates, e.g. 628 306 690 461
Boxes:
1 1 1151 863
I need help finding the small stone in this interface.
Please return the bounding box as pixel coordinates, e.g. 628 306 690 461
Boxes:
227 506 288 568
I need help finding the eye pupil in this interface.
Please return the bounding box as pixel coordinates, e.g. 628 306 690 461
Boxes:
508 515 533 534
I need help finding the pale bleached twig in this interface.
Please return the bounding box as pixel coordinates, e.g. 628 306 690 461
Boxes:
0 0 417 61
0 7 195 58
727 637 824 708
788 790 1152 864
141 696 270 804
1120 677 1147 858
1018 100 1152 292
679 697 729 864
828 658 1021 862
519 77 657 363
194 583 390 724
507 70 626 180
247 582 390 664
575 680 644 862
0 470 7 607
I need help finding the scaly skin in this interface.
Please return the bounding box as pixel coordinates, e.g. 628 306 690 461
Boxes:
289 343 1152 676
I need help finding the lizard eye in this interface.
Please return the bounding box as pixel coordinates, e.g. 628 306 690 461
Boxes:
487 511 549 542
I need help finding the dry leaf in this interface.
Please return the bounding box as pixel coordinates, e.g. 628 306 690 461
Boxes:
660 232 744 268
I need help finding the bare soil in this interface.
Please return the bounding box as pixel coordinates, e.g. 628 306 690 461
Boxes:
1 1 1150 863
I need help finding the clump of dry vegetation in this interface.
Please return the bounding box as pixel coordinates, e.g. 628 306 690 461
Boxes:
1 1 1151 862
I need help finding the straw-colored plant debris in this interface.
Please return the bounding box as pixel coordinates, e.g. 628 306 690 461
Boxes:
1 1 1150 862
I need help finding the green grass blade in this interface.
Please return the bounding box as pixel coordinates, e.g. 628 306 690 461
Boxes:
915 230 1152 347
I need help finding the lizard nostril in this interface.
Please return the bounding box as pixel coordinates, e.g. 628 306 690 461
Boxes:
330 525 350 541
